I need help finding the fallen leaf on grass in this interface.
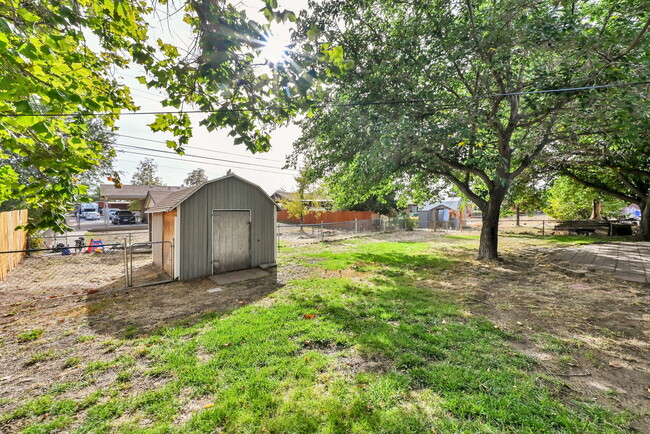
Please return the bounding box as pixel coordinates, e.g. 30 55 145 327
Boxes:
608 361 623 368
204 403 215 409
223 342 232 347
303 314 315 319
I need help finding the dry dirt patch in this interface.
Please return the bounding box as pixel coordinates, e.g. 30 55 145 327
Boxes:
426 244 650 430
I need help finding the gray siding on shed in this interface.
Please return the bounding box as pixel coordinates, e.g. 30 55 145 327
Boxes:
178 177 276 280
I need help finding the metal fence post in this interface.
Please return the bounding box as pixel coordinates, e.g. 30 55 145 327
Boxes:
355 219 358 233
123 237 129 287
320 223 324 241
542 220 545 236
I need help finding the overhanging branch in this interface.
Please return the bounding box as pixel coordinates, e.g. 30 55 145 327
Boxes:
563 170 641 203
423 166 488 210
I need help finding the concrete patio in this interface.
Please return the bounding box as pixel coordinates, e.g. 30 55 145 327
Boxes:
553 242 650 283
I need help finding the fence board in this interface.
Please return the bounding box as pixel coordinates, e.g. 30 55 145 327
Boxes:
0 209 28 280
277 210 377 224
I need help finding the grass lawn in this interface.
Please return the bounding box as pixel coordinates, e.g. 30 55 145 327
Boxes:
1 234 638 432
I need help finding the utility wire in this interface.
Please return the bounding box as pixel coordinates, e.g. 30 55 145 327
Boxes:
3 80 649 118
116 133 287 163
115 149 296 176
114 142 297 172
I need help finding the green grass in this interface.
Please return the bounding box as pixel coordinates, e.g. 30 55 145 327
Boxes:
17 329 44 342
303 241 452 273
2 237 632 432
63 356 81 369
25 351 56 366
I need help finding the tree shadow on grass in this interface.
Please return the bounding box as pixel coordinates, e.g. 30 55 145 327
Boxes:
85 268 283 338
276 275 624 432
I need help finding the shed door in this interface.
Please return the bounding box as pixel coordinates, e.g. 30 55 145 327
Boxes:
212 210 251 274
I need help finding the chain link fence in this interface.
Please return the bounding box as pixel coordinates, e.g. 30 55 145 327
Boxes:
277 217 413 244
0 236 173 302
425 217 557 235
34 231 150 250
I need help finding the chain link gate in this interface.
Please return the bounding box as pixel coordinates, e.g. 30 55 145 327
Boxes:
127 240 175 287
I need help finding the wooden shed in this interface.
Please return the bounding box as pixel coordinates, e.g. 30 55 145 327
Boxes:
145 174 278 280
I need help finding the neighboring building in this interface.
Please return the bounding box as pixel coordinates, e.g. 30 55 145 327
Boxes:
99 184 185 222
406 204 419 215
143 190 184 211
418 197 470 229
146 174 278 280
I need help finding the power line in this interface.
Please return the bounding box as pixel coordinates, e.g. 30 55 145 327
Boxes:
114 142 297 172
3 80 649 117
116 133 287 163
491 81 650 97
115 149 296 176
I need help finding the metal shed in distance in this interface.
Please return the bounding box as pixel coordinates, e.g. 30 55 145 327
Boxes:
146 174 278 281
418 197 463 229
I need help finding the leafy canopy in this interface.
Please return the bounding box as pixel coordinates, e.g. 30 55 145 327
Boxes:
0 0 348 232
131 158 165 186
183 168 209 187
293 0 650 258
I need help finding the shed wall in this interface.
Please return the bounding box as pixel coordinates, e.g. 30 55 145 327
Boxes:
178 177 276 280
162 209 176 275
152 213 163 267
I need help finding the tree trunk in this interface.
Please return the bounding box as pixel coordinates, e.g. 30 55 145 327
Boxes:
589 199 602 220
478 196 504 260
515 204 520 226
641 199 650 240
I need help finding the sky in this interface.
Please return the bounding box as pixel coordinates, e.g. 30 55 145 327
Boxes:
112 1 308 194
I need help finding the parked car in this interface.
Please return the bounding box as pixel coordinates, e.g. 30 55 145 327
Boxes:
108 208 120 217
111 210 136 225
79 207 98 219
85 211 100 220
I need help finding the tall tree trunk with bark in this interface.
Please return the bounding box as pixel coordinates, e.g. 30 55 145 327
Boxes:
641 199 650 240
589 199 602 220
478 192 506 260
515 203 520 226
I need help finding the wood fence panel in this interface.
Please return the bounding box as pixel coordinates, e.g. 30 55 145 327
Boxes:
277 210 377 224
0 209 28 280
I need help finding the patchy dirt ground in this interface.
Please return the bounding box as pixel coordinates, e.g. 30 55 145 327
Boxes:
428 246 650 430
1 230 649 431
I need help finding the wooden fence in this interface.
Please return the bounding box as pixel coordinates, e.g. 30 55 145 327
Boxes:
277 210 378 225
0 209 28 280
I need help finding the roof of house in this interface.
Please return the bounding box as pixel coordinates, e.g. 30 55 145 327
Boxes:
421 197 463 212
99 184 185 201
146 174 279 213
143 190 183 209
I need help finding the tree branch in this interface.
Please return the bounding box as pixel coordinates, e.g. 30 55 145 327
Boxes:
424 166 488 210
510 137 553 179
437 158 494 190
612 15 650 61
563 170 640 203
614 171 646 199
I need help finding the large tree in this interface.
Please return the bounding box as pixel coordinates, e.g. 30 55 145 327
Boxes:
293 0 650 259
553 86 650 237
0 119 118 220
0 0 339 232
183 168 208 187
131 158 164 186
0 0 156 232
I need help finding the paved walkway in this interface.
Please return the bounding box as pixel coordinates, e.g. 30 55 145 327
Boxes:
553 242 650 283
